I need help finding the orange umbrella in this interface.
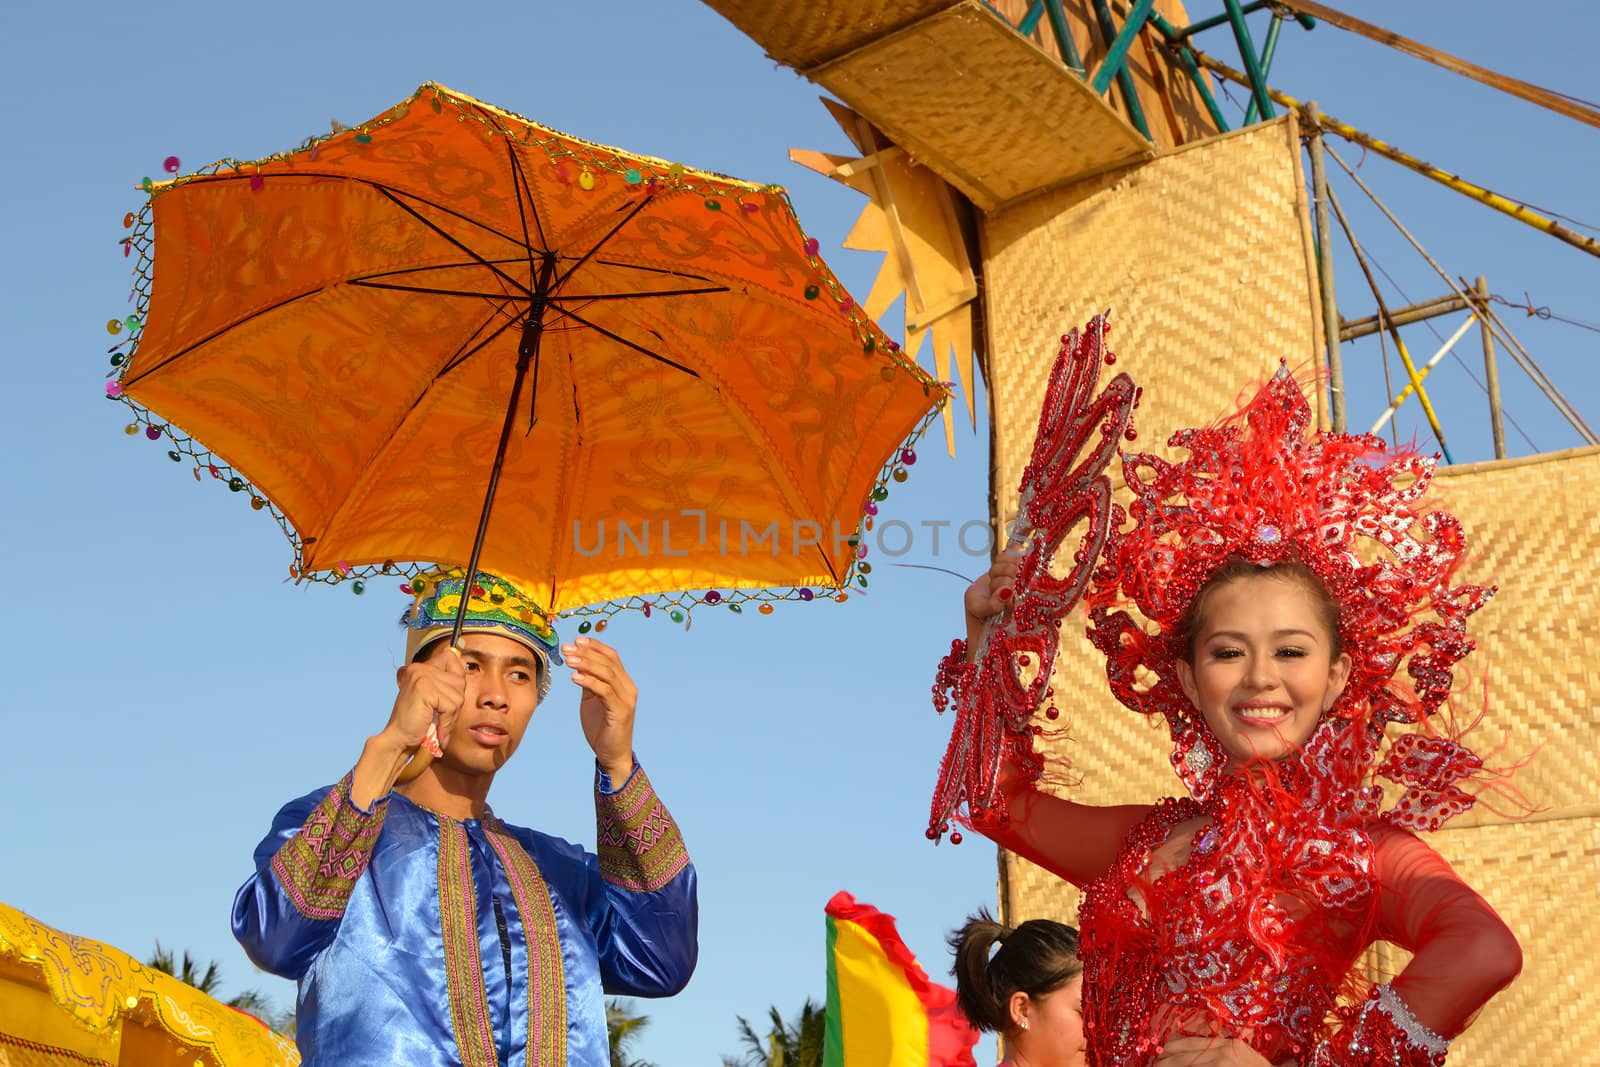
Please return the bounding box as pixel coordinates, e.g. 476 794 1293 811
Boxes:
108 83 946 626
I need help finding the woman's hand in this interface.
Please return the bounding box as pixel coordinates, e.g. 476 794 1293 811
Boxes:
964 550 1021 623
963 550 1023 659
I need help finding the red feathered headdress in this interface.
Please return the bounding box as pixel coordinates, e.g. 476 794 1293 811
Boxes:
1086 365 1493 828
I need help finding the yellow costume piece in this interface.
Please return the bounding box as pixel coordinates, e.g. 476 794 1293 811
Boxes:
0 902 297 1066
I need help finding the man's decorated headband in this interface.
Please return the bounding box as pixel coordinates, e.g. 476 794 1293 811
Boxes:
401 569 562 699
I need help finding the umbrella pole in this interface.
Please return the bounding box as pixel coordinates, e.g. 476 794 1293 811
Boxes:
448 253 557 647
398 257 555 786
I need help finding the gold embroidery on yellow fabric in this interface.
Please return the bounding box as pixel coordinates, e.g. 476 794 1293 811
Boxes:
437 819 497 1067
486 820 567 1067
0 902 298 1065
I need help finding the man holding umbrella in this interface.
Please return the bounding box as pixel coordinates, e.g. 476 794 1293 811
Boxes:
232 570 697 1066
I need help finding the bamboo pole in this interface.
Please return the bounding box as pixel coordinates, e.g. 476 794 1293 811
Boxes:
1090 0 1151 137
1273 0 1600 131
1341 293 1471 341
1368 314 1479 436
1189 50 1600 259
1091 0 1159 95
1325 144 1600 445
1243 11 1285 124
1475 276 1507 459
1147 11 1230 131
1323 184 1454 461
1305 102 1345 432
1222 0 1275 119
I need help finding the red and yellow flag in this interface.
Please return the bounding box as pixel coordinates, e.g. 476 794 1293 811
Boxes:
824 892 978 1067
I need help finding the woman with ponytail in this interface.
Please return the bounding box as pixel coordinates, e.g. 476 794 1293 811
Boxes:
948 909 1085 1067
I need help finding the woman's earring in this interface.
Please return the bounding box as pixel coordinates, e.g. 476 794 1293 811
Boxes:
1020 1019 1029 1031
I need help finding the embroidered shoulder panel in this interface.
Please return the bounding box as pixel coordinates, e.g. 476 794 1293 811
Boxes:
269 773 387 921
595 767 689 893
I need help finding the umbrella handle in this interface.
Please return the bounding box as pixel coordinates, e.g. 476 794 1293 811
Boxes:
394 707 449 784
394 747 435 785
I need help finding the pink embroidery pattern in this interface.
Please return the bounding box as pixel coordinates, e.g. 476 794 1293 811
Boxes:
269 774 386 921
596 768 689 893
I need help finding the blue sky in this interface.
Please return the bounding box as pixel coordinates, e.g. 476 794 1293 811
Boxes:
2 1 1594 1063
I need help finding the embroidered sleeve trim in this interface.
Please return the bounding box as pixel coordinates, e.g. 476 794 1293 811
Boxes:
595 766 689 893
437 819 498 1067
1374 982 1451 1055
1307 982 1451 1066
486 821 568 1067
269 773 387 921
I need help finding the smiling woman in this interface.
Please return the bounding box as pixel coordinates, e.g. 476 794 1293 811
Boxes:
951 366 1521 1066
1175 564 1352 769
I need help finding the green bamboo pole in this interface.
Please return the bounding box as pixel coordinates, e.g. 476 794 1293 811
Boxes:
1223 0 1275 119
1148 12 1230 131
1242 11 1284 123
1089 0 1151 137
1042 0 1086 75
1091 0 1159 94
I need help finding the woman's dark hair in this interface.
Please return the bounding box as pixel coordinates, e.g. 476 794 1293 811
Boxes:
947 908 1081 1033
1177 555 1343 662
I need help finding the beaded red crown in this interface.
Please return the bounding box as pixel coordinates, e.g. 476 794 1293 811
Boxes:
1085 364 1494 827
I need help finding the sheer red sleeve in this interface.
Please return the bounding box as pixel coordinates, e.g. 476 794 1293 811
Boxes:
1308 826 1521 1064
972 759 1152 888
1373 826 1521 1035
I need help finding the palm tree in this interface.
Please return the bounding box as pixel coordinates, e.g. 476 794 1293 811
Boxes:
722 998 827 1067
145 942 276 1024
606 998 656 1067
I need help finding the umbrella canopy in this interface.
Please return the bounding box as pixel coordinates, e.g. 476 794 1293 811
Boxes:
108 83 945 615
0 902 297 1066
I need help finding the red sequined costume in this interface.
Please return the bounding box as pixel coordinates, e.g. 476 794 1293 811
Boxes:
946 364 1519 1066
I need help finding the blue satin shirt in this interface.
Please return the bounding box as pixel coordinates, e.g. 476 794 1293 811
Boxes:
232 764 697 1066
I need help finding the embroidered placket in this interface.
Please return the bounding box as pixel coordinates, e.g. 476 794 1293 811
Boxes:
437 819 498 1067
486 820 568 1067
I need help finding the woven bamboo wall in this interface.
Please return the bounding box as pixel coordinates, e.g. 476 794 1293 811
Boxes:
983 114 1323 525
984 115 1600 1062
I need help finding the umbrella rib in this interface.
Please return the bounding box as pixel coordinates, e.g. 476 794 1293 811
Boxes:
553 284 730 301
375 188 533 297
301 297 522 562
589 257 720 284
555 306 701 378
348 279 534 301
354 257 537 280
552 196 654 293
503 134 549 266
123 288 325 383
204 172 540 265
436 304 525 379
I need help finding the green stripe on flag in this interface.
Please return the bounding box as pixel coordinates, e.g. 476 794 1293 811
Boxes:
823 914 845 1067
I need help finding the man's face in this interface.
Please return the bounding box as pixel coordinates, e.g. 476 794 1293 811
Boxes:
427 631 543 777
